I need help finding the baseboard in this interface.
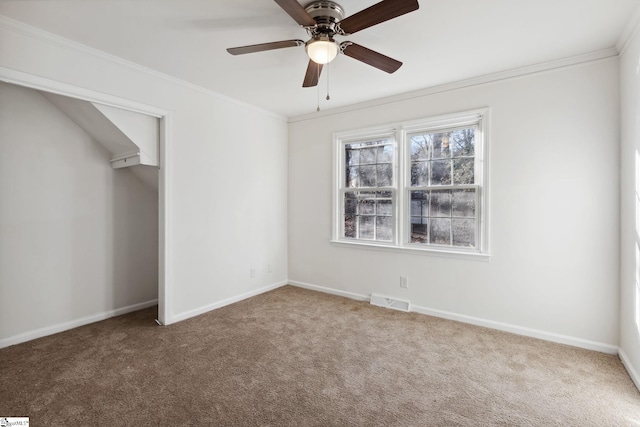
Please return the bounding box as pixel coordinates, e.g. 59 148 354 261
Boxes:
411 305 618 354
3 280 620 357
619 348 640 391
288 280 370 302
288 280 618 355
169 280 288 324
0 299 158 349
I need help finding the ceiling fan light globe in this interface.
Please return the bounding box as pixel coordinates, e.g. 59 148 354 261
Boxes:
306 39 339 64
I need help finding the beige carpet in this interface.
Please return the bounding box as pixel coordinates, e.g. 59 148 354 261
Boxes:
1 285 639 426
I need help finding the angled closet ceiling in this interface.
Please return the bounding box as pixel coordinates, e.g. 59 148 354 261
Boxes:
41 92 159 189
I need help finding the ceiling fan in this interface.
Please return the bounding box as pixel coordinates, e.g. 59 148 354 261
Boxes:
226 0 420 88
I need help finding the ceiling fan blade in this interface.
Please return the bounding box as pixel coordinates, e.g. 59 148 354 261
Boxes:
302 60 323 87
337 0 419 35
341 42 402 73
227 39 304 55
274 0 317 27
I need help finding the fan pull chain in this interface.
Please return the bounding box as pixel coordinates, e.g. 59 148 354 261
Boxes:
316 62 321 112
326 62 331 101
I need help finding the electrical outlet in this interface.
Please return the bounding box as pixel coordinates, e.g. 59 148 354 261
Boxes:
400 276 408 289
250 268 256 278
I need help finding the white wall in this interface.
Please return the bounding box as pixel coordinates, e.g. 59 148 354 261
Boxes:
0 17 288 330
289 58 621 351
0 82 158 340
619 20 640 385
0 14 623 356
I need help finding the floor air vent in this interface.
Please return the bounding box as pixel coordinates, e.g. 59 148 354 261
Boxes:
370 293 411 312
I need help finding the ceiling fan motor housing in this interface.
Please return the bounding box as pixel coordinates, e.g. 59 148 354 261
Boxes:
305 1 345 34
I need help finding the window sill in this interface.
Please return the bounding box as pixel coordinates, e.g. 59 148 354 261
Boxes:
329 239 491 261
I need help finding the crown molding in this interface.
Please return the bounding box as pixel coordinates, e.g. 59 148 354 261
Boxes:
289 48 619 123
617 4 640 55
0 14 623 124
0 15 287 122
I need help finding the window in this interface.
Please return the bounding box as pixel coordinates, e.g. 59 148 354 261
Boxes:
333 109 488 257
343 137 395 242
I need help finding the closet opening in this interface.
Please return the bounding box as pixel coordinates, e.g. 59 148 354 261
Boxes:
0 75 171 347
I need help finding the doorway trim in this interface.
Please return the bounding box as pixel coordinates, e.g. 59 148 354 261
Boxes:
0 66 173 325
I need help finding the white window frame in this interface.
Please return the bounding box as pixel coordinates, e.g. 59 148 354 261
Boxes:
335 128 398 246
332 108 490 259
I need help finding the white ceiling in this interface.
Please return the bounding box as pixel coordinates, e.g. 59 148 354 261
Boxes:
1 0 638 118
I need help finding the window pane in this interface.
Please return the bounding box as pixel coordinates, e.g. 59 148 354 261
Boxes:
360 147 376 164
410 220 428 243
378 144 393 162
377 199 393 216
410 190 428 215
358 198 375 215
452 189 475 217
346 166 358 187
453 158 474 185
410 136 429 161
410 191 428 243
377 164 393 186
451 129 475 157
345 194 357 215
359 216 375 239
359 165 376 187
453 219 475 247
346 148 360 165
430 160 451 185
410 201 426 217
430 190 452 217
432 133 452 159
430 218 451 245
376 216 393 241
344 215 356 238
411 162 428 186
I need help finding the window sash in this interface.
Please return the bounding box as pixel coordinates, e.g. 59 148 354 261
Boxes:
343 137 395 189
340 189 396 243
405 186 479 249
407 125 478 187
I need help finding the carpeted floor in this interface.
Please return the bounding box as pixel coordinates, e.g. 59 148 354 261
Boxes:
1 285 639 426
